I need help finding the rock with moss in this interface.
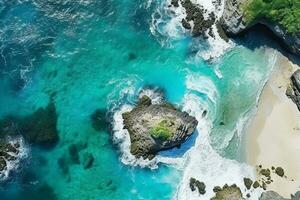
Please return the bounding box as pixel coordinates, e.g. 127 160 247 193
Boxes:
221 0 300 56
122 95 198 159
211 184 245 200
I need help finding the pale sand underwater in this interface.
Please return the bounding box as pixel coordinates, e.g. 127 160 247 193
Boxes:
246 52 300 197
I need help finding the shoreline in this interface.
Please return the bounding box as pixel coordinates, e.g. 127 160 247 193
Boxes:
246 52 300 197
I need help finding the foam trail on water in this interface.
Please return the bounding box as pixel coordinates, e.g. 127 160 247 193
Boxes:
174 74 263 200
150 0 234 60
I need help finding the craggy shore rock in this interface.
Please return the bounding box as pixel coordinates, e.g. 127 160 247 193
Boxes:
0 139 21 177
122 95 198 159
170 0 300 56
259 191 289 200
221 0 300 56
170 0 229 41
211 184 245 200
287 69 300 111
190 178 206 195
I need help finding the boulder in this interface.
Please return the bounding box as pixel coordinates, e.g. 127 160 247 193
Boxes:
189 178 206 195
259 191 289 200
287 69 300 111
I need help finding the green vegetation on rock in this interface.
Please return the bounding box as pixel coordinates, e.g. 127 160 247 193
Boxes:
244 0 300 33
149 120 173 140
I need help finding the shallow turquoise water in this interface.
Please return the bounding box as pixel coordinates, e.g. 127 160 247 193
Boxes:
0 1 277 199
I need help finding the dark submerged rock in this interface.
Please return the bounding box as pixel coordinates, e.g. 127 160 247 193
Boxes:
20 102 58 147
0 102 59 148
82 152 94 169
68 144 80 164
90 109 109 132
122 95 198 159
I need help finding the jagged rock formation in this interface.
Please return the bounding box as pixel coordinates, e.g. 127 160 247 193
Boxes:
170 0 300 56
170 0 228 40
287 69 300 111
221 0 300 56
189 178 206 195
259 191 289 200
211 184 245 200
122 95 198 159
0 139 22 179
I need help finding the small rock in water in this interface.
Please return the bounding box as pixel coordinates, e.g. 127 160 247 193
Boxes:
243 177 253 190
189 178 206 195
260 168 271 178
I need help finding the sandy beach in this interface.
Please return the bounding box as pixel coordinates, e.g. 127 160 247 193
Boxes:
246 52 300 197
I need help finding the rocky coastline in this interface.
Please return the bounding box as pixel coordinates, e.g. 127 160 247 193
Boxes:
170 0 300 56
122 95 198 160
221 0 300 56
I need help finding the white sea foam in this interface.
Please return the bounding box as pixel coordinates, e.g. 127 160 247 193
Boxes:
138 88 164 104
150 0 233 60
174 74 264 200
0 137 29 182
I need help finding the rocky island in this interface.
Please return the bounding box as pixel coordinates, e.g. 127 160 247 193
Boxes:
122 95 198 160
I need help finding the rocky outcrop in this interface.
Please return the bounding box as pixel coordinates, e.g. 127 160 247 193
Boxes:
221 0 300 56
0 139 22 178
287 69 300 111
170 0 218 39
189 178 206 195
122 95 198 159
259 191 289 200
211 184 245 200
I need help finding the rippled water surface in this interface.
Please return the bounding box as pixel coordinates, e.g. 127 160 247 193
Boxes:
0 0 277 199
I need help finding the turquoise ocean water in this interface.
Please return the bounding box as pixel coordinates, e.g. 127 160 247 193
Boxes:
0 0 279 199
